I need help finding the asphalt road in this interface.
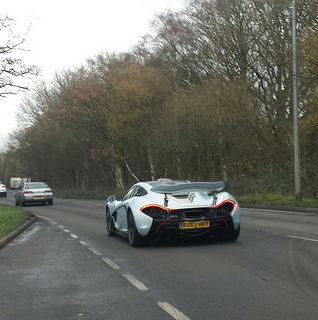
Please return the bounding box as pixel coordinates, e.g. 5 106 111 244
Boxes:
0 191 317 320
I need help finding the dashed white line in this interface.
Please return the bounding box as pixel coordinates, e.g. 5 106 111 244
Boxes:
44 218 191 319
287 235 318 242
122 274 148 291
157 301 191 320
102 258 121 270
88 248 102 256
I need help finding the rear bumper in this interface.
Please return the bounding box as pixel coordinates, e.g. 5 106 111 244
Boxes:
22 195 53 204
146 216 237 241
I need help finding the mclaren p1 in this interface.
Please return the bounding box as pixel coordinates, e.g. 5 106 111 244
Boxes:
106 179 240 246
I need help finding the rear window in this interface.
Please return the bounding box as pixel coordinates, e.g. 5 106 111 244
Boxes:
25 183 49 189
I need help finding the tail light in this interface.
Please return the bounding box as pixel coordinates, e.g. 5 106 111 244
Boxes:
213 200 236 216
24 191 33 194
141 204 175 219
44 190 52 193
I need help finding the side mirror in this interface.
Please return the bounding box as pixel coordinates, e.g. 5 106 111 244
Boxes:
107 195 116 203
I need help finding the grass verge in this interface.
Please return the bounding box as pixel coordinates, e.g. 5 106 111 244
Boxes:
0 204 33 239
236 193 318 208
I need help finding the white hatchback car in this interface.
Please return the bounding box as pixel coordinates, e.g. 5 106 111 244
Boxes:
0 181 7 198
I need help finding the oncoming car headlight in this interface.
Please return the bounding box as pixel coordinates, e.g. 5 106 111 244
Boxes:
141 204 175 219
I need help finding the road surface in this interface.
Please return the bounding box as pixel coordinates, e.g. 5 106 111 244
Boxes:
1 191 317 319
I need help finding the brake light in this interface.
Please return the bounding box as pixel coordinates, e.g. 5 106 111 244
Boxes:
44 190 52 193
141 204 176 219
212 200 236 216
24 191 33 194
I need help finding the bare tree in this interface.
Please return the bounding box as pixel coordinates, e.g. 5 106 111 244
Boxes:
0 15 39 99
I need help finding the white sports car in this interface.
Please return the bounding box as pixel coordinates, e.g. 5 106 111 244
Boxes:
106 179 240 246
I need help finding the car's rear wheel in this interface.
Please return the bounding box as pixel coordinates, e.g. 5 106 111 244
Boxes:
19 198 25 207
228 225 240 241
213 225 240 242
127 211 142 247
106 208 116 236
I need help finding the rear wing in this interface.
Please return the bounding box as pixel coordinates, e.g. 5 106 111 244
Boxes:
150 181 225 195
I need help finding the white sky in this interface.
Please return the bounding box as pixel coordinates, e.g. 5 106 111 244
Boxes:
0 0 185 148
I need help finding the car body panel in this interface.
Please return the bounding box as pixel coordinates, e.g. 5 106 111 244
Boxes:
106 179 240 246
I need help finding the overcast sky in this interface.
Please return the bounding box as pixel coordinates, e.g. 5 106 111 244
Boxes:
0 0 185 148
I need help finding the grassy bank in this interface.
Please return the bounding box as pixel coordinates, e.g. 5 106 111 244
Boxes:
0 204 33 239
236 193 318 208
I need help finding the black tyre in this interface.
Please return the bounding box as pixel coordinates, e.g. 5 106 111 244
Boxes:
213 225 240 242
106 208 116 236
228 225 240 241
48 199 53 205
127 212 142 247
19 198 25 207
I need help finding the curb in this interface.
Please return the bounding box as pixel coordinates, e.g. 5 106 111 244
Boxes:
0 215 38 249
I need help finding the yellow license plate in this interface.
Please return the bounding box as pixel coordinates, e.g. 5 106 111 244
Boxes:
34 196 44 199
179 220 210 229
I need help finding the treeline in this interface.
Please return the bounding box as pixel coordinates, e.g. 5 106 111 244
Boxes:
1 0 318 197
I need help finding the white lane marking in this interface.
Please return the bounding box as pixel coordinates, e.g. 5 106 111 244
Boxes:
88 248 102 256
102 258 121 270
122 274 148 291
63 229 70 233
37 215 52 222
79 241 88 246
57 225 64 229
70 234 78 239
287 235 318 242
157 301 191 320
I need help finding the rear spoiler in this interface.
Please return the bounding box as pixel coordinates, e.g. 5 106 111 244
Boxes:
151 181 225 195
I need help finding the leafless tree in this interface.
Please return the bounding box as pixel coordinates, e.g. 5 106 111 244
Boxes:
0 15 39 99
